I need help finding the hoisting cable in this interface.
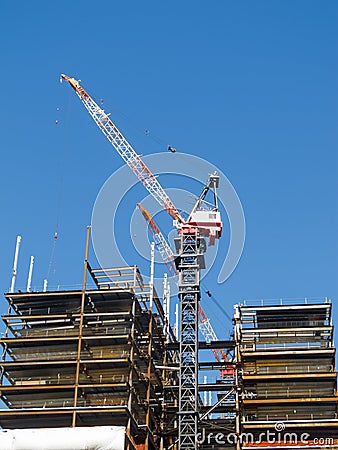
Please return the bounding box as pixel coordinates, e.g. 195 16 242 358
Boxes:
47 227 58 279
96 95 176 153
46 88 72 281
201 283 233 323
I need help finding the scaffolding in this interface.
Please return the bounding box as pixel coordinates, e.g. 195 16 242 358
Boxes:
0 263 179 450
236 299 338 448
1 245 338 450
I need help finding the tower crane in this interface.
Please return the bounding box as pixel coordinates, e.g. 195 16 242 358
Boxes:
62 74 223 450
137 202 231 373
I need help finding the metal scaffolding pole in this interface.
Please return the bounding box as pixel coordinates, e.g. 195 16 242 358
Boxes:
26 256 34 292
10 236 21 293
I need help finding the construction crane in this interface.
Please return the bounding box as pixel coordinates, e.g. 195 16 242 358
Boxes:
137 202 230 372
61 74 222 244
62 74 223 450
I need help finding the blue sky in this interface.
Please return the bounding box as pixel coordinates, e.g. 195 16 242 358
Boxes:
0 1 337 339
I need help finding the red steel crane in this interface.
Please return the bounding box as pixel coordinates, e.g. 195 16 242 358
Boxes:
61 74 222 244
137 202 232 374
61 75 183 223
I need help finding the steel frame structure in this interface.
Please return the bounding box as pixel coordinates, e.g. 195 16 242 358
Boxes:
3 243 338 450
235 298 338 447
175 233 203 450
0 256 179 449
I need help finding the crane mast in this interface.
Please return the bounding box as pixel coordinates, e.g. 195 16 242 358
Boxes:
138 203 226 448
137 202 230 367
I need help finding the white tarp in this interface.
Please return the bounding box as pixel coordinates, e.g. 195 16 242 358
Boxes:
0 426 125 450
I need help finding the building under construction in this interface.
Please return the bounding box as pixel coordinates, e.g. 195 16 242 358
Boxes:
0 75 336 449
0 255 337 449
237 299 338 448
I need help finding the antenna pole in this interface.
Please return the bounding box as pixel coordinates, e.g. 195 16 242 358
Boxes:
10 236 22 293
26 256 34 292
149 242 155 309
175 303 179 340
166 281 171 342
163 273 168 338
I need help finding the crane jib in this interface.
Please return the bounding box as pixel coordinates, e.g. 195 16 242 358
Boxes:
62 74 183 224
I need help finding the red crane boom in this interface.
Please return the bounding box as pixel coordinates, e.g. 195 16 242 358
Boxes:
61 74 183 223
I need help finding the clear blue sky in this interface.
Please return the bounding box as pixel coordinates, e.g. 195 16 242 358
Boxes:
0 1 337 339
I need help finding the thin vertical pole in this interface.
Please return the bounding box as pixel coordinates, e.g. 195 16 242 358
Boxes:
163 273 168 339
81 226 91 291
10 236 22 293
166 281 171 343
146 248 154 448
127 288 137 448
234 304 241 450
149 242 155 309
145 312 154 447
175 303 179 340
43 279 48 292
26 256 34 292
163 274 168 314
72 225 91 427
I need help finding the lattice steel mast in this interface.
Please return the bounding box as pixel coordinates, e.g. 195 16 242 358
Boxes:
137 202 229 367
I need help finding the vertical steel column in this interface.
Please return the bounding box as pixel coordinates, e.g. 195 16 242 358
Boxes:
10 236 22 293
176 232 203 450
145 311 154 448
126 294 137 450
72 226 91 427
26 256 34 293
234 304 242 450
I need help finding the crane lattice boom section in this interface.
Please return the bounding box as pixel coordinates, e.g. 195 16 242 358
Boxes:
198 305 229 365
137 203 177 278
61 74 183 223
